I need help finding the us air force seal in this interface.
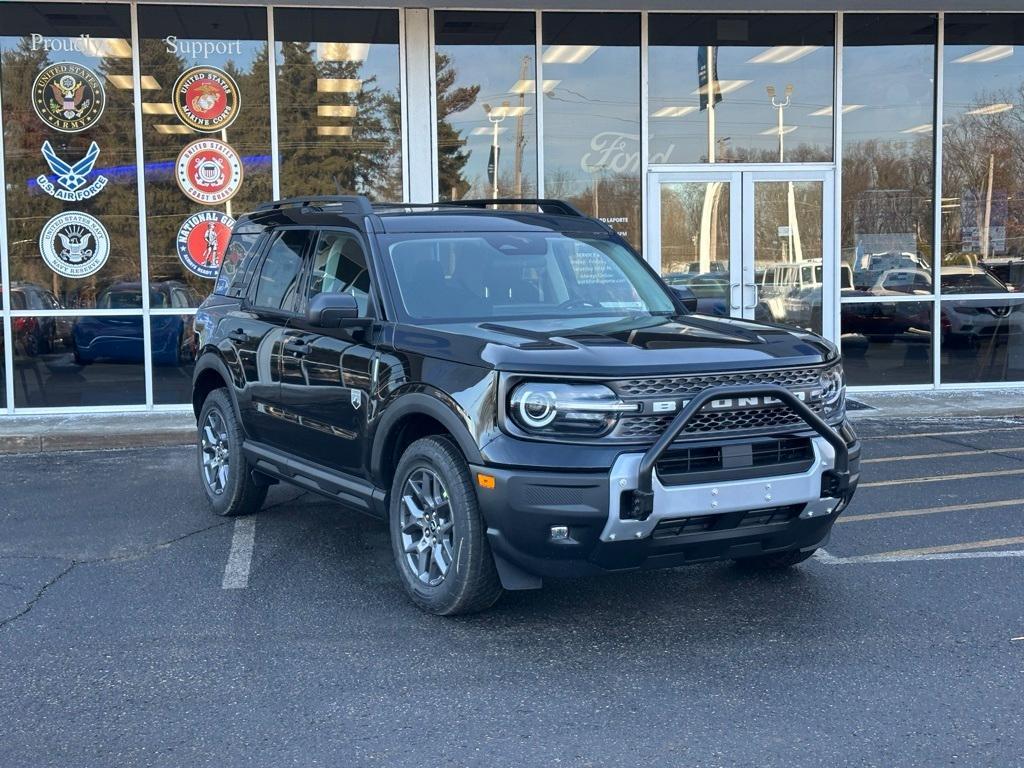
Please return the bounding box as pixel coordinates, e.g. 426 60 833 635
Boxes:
37 140 109 201
173 66 240 132
176 139 243 205
38 211 110 278
32 62 105 133
176 210 235 279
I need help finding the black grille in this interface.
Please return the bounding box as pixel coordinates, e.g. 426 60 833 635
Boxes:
612 367 821 399
615 404 825 440
655 437 814 486
653 505 803 540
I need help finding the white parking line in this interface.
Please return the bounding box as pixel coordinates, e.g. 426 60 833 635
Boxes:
222 517 256 589
862 446 1024 464
859 467 1024 488
838 497 1024 524
815 547 1024 565
861 426 1024 441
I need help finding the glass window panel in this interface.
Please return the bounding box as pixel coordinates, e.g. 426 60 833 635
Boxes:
659 181 731 317
434 12 537 201
649 14 833 165
841 301 933 385
1 4 143 310
940 297 1024 383
275 8 402 201
942 15 1024 298
13 313 146 407
138 6 272 308
842 15 936 297
151 313 196 404
542 12 640 249
253 229 310 312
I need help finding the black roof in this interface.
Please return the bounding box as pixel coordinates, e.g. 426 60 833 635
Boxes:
233 196 612 237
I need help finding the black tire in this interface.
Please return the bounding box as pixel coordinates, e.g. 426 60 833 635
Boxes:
733 548 816 571
389 436 503 615
197 388 267 517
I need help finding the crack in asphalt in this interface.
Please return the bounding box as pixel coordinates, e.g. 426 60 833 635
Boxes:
0 561 75 631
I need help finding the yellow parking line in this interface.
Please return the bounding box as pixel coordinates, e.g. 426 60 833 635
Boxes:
864 536 1024 559
862 426 1024 440
859 467 1024 488
838 498 1024 524
863 447 1024 464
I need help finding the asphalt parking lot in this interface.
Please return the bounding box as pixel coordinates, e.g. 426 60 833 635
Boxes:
2 416 1024 767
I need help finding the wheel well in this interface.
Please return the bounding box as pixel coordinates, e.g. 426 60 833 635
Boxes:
378 413 453 488
192 367 227 419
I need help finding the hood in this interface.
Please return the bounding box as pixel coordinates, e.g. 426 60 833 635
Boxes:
392 313 837 377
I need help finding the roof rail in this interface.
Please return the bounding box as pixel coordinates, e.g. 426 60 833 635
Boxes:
371 198 587 217
254 195 374 215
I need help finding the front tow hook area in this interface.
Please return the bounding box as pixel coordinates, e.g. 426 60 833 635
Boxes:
631 384 851 522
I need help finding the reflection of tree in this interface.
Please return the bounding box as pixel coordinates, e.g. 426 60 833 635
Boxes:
2 36 142 308
435 52 478 199
545 169 641 250
276 42 402 200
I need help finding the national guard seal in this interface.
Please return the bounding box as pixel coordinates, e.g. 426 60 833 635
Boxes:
172 65 240 132
32 62 105 133
38 211 110 278
176 210 235 279
175 139 243 205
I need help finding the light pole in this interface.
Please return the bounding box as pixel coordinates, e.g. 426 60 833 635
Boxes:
483 101 508 200
766 84 793 162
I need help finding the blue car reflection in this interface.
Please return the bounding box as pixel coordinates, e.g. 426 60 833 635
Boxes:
72 281 200 366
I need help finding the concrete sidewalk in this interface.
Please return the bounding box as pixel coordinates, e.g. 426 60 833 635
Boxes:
0 390 1020 454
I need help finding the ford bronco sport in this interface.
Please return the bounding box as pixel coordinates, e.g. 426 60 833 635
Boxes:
192 196 860 615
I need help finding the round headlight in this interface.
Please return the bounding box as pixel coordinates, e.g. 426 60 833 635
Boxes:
820 366 845 410
511 386 558 428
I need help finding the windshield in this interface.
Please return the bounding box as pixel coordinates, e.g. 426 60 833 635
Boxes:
380 232 676 322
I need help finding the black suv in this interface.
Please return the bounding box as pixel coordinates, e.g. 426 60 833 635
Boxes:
192 196 860 615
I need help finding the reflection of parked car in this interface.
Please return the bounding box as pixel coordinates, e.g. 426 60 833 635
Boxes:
72 281 198 366
9 282 73 355
756 261 854 331
663 273 728 316
940 268 1024 346
851 251 928 291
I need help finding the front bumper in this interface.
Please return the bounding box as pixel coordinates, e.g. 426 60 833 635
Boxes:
471 387 860 587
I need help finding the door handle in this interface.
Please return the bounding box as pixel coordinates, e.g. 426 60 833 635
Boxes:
743 283 759 310
730 283 741 310
227 329 249 343
283 338 309 356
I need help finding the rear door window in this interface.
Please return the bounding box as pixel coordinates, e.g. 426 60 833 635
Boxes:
252 230 313 313
215 230 265 298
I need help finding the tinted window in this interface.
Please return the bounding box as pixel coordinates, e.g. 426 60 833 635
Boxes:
308 231 371 316
253 230 311 312
216 231 264 297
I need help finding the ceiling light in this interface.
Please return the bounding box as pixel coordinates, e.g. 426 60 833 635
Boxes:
317 126 353 137
542 45 599 65
809 104 864 116
691 79 752 97
748 45 820 64
317 78 362 93
317 105 357 118
471 126 508 135
967 102 1014 115
953 45 1013 64
488 105 531 118
760 125 798 136
81 38 132 58
154 124 193 134
316 42 370 62
142 102 175 115
902 123 934 134
509 79 560 94
108 74 160 90
652 106 698 118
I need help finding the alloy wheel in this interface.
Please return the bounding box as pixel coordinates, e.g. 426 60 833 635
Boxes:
200 409 231 495
399 467 455 586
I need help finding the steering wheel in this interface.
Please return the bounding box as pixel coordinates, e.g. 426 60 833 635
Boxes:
558 298 601 311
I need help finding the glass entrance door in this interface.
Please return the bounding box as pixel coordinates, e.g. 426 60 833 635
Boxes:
649 169 835 337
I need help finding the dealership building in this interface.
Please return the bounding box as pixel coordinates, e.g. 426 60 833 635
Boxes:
1 1 1022 415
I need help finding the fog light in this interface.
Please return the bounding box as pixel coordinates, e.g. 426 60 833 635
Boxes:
550 525 569 540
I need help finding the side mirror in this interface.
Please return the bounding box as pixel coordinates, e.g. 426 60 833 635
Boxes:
670 285 699 314
308 292 360 328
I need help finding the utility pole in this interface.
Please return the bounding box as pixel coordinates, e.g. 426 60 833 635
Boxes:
513 56 529 197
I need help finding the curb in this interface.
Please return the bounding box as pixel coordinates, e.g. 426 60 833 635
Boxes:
0 428 197 455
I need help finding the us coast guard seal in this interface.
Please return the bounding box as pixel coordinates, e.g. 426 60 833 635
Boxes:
32 62 105 133
173 65 240 132
176 139 243 205
176 210 235 278
38 211 110 278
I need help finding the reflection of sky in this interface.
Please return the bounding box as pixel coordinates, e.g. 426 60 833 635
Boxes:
439 43 537 195
844 45 934 145
944 46 1023 118
650 45 833 163
543 48 639 181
